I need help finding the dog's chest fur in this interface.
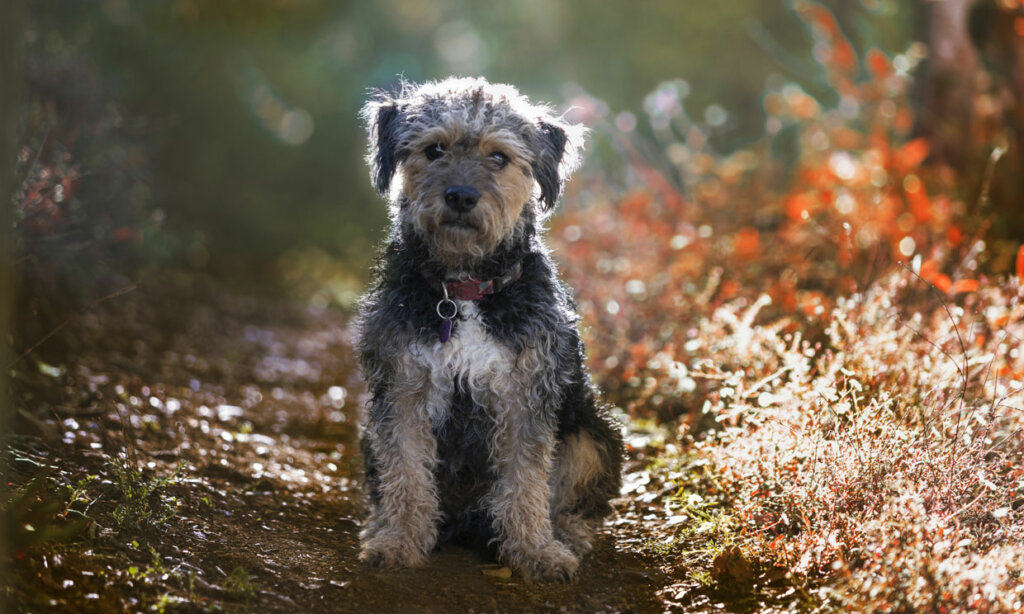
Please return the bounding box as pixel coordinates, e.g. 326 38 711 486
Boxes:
407 300 514 426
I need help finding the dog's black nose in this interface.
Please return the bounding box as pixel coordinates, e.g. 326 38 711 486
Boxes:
444 186 480 213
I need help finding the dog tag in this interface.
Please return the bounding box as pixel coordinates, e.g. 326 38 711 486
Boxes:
436 284 458 343
439 317 453 343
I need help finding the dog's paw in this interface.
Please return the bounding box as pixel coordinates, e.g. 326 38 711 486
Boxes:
511 540 580 583
358 533 430 569
554 515 595 556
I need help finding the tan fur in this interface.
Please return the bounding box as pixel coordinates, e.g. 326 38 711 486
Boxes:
358 356 448 568
552 432 606 511
549 432 608 556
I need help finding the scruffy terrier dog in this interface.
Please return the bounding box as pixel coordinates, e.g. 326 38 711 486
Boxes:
355 77 623 582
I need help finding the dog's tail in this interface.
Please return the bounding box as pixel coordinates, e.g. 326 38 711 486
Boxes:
552 400 624 520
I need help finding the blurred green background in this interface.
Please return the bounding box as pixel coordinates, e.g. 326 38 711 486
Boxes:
17 0 918 285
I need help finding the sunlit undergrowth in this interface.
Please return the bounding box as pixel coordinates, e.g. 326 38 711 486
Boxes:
106 453 184 531
552 2 1024 611
677 279 1024 611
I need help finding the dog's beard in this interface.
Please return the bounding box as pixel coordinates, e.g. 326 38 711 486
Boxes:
408 198 509 268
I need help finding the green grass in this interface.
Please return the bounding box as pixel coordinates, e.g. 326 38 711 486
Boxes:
106 454 184 531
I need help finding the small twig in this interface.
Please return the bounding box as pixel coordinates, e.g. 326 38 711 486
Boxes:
974 144 1006 211
989 427 1023 452
113 401 139 469
26 127 52 177
980 330 1010 401
896 318 965 392
743 366 794 399
898 263 969 447
690 371 731 381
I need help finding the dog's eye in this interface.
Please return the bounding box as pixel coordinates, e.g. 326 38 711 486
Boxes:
489 152 509 169
424 143 445 161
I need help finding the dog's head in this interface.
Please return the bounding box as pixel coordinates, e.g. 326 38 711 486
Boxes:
361 77 585 268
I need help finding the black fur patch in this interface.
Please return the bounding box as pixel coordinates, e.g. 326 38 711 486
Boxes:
366 100 402 195
532 121 569 211
434 382 497 548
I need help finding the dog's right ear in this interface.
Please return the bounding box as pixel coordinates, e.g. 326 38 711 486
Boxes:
361 96 403 196
532 118 585 212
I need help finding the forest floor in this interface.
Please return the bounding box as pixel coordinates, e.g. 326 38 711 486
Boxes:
4 275 810 613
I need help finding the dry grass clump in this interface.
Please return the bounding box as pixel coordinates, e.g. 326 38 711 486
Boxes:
670 274 1024 610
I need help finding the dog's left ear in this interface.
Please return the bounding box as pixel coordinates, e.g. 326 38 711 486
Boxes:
361 95 404 197
532 118 585 212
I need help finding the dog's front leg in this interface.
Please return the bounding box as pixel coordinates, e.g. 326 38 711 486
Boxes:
360 361 446 568
487 387 579 582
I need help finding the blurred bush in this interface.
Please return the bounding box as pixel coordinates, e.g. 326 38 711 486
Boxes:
12 0 900 285
551 1 1024 418
10 1 1021 308
12 4 173 359
15 5 166 286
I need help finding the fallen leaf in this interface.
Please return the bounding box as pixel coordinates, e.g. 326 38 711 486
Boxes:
949 279 979 295
481 566 512 579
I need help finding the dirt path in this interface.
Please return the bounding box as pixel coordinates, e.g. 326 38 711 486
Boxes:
6 278 682 613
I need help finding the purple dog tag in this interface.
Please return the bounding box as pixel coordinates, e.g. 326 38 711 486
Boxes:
436 285 458 344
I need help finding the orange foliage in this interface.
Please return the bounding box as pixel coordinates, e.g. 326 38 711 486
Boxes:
786 193 814 221
551 1 1002 418
734 227 760 259
949 278 979 294
865 48 891 78
894 138 930 171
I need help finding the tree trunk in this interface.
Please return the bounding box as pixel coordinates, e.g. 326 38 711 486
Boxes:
1 1 25 602
916 0 1024 241
916 0 981 169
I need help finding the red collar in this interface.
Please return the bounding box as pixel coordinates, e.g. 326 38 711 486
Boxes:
425 261 523 300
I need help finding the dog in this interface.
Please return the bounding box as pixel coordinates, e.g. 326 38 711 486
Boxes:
355 77 623 582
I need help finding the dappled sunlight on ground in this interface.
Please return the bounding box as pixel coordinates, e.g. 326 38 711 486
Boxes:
6 278 698 613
